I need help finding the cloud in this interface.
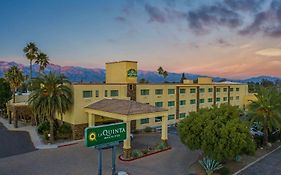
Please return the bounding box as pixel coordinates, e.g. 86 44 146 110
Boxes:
145 4 167 23
224 0 265 12
256 48 281 57
163 0 176 7
115 16 127 22
211 38 233 47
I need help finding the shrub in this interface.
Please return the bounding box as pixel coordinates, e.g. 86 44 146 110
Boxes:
132 149 143 158
57 123 72 139
155 142 165 150
144 126 152 133
216 167 231 175
142 149 149 154
37 121 50 135
199 157 223 175
43 131 50 141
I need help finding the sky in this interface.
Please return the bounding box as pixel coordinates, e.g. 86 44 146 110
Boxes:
1 0 281 79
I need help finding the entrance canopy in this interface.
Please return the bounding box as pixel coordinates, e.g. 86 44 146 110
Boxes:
84 98 169 159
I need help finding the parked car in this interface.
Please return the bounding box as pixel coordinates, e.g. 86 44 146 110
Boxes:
250 127 264 137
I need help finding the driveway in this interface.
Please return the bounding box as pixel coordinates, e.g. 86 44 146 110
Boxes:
237 146 281 175
0 122 36 158
0 133 199 175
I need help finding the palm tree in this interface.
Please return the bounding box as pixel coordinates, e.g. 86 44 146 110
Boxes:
157 66 168 82
4 66 25 124
35 52 49 74
28 73 73 143
23 42 38 80
248 87 281 146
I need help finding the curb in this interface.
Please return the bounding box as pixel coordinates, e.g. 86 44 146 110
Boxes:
233 145 281 175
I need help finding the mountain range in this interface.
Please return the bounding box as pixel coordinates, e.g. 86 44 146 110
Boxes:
0 61 280 83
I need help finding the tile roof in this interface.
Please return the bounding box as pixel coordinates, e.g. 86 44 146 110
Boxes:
85 98 167 115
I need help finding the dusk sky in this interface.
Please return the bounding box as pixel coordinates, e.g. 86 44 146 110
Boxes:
1 0 281 79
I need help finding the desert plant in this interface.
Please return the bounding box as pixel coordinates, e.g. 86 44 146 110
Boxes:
132 149 143 158
199 157 223 175
155 142 166 150
37 120 50 135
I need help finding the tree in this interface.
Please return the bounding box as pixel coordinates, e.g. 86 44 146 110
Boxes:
157 66 168 82
248 87 281 146
35 52 49 73
28 72 73 143
23 42 38 80
180 73 186 83
0 78 12 115
4 66 25 103
178 104 255 161
260 79 274 87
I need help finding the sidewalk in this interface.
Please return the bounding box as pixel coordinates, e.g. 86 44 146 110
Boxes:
0 117 82 149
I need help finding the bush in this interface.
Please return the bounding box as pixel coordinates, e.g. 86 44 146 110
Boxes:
132 149 143 158
216 167 231 175
155 142 165 150
57 123 72 139
199 157 223 175
37 121 50 135
144 126 152 133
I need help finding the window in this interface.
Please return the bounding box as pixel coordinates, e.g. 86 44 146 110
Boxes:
95 90 99 97
200 99 204 103
180 100 186 106
190 99 196 104
168 89 175 94
129 84 133 90
208 98 213 103
236 96 240 100
208 88 213 92
199 88 205 93
141 89 149 95
110 90 119 97
168 114 175 120
105 90 108 97
223 97 227 101
216 97 221 102
155 116 162 122
216 88 221 92
230 96 234 100
236 88 240 91
180 89 186 94
223 88 227 92
155 102 163 107
179 113 186 118
83 91 92 98
168 101 175 107
190 88 196 93
155 89 163 95
141 118 149 124
230 88 234 92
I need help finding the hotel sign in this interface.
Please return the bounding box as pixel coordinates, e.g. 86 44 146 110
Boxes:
127 69 137 77
85 123 127 147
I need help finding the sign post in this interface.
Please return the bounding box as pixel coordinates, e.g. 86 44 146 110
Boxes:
85 122 127 175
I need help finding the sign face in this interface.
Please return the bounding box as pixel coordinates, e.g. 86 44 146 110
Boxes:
85 123 127 147
127 69 137 77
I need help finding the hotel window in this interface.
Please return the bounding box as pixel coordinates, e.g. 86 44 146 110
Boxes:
168 114 175 120
105 90 108 97
216 97 221 102
141 89 149 95
179 113 186 118
230 88 234 92
180 100 186 106
168 89 175 94
223 88 227 92
83 91 92 98
141 118 149 124
95 90 99 97
155 116 162 122
155 102 163 107
190 99 196 104
199 88 205 93
208 88 213 92
216 88 221 92
223 97 227 101
180 89 186 94
168 101 175 107
190 88 196 93
200 99 205 103
230 96 234 100
110 90 119 97
236 96 240 100
155 89 163 95
208 98 213 103
236 88 240 91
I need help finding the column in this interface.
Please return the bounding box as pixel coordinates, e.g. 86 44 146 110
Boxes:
123 120 131 159
161 115 168 146
88 113 95 127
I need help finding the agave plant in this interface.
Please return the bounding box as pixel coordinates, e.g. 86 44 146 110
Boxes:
199 157 223 175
